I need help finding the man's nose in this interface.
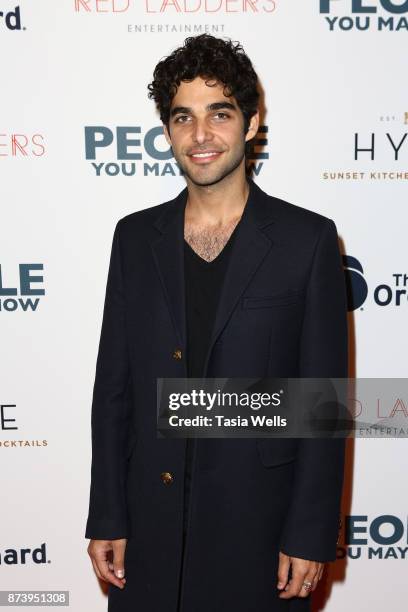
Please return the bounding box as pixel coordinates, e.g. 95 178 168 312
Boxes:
192 118 214 144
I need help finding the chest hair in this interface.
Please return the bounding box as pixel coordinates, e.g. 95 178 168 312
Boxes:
184 216 241 262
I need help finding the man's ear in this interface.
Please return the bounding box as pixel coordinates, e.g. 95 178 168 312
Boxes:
163 123 172 146
245 110 259 142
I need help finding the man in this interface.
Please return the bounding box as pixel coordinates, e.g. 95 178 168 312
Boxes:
86 34 348 612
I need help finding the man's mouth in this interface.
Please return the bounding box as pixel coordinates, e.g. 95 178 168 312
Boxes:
188 150 223 164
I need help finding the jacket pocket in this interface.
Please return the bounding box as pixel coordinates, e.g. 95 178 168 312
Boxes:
242 290 305 309
256 439 299 467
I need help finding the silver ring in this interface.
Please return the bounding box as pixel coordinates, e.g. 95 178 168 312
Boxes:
302 581 312 591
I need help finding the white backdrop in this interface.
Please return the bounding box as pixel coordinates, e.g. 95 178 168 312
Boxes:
1 1 407 610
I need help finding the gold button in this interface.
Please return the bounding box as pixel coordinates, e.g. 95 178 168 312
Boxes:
161 471 174 485
172 348 182 360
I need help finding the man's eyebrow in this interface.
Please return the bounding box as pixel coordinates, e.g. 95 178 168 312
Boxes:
170 101 237 118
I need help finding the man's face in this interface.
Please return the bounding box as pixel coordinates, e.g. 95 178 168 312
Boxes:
163 76 258 187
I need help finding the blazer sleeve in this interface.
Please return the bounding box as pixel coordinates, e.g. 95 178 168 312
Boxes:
279 218 348 562
85 218 132 540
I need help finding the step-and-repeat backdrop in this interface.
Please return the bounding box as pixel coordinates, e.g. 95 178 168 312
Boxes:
1 2 407 610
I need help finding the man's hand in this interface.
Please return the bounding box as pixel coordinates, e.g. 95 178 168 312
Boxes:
277 551 324 598
87 538 127 589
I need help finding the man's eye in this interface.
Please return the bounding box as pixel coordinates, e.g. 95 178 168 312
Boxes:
174 113 230 123
175 115 190 123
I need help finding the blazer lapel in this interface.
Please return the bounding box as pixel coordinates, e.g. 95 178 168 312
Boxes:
150 178 276 377
151 186 189 354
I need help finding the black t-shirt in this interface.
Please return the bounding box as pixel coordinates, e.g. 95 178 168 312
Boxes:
184 235 237 378
182 220 241 536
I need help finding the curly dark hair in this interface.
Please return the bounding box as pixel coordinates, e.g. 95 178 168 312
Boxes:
147 34 259 136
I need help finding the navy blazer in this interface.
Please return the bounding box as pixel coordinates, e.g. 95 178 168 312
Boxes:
85 177 348 612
